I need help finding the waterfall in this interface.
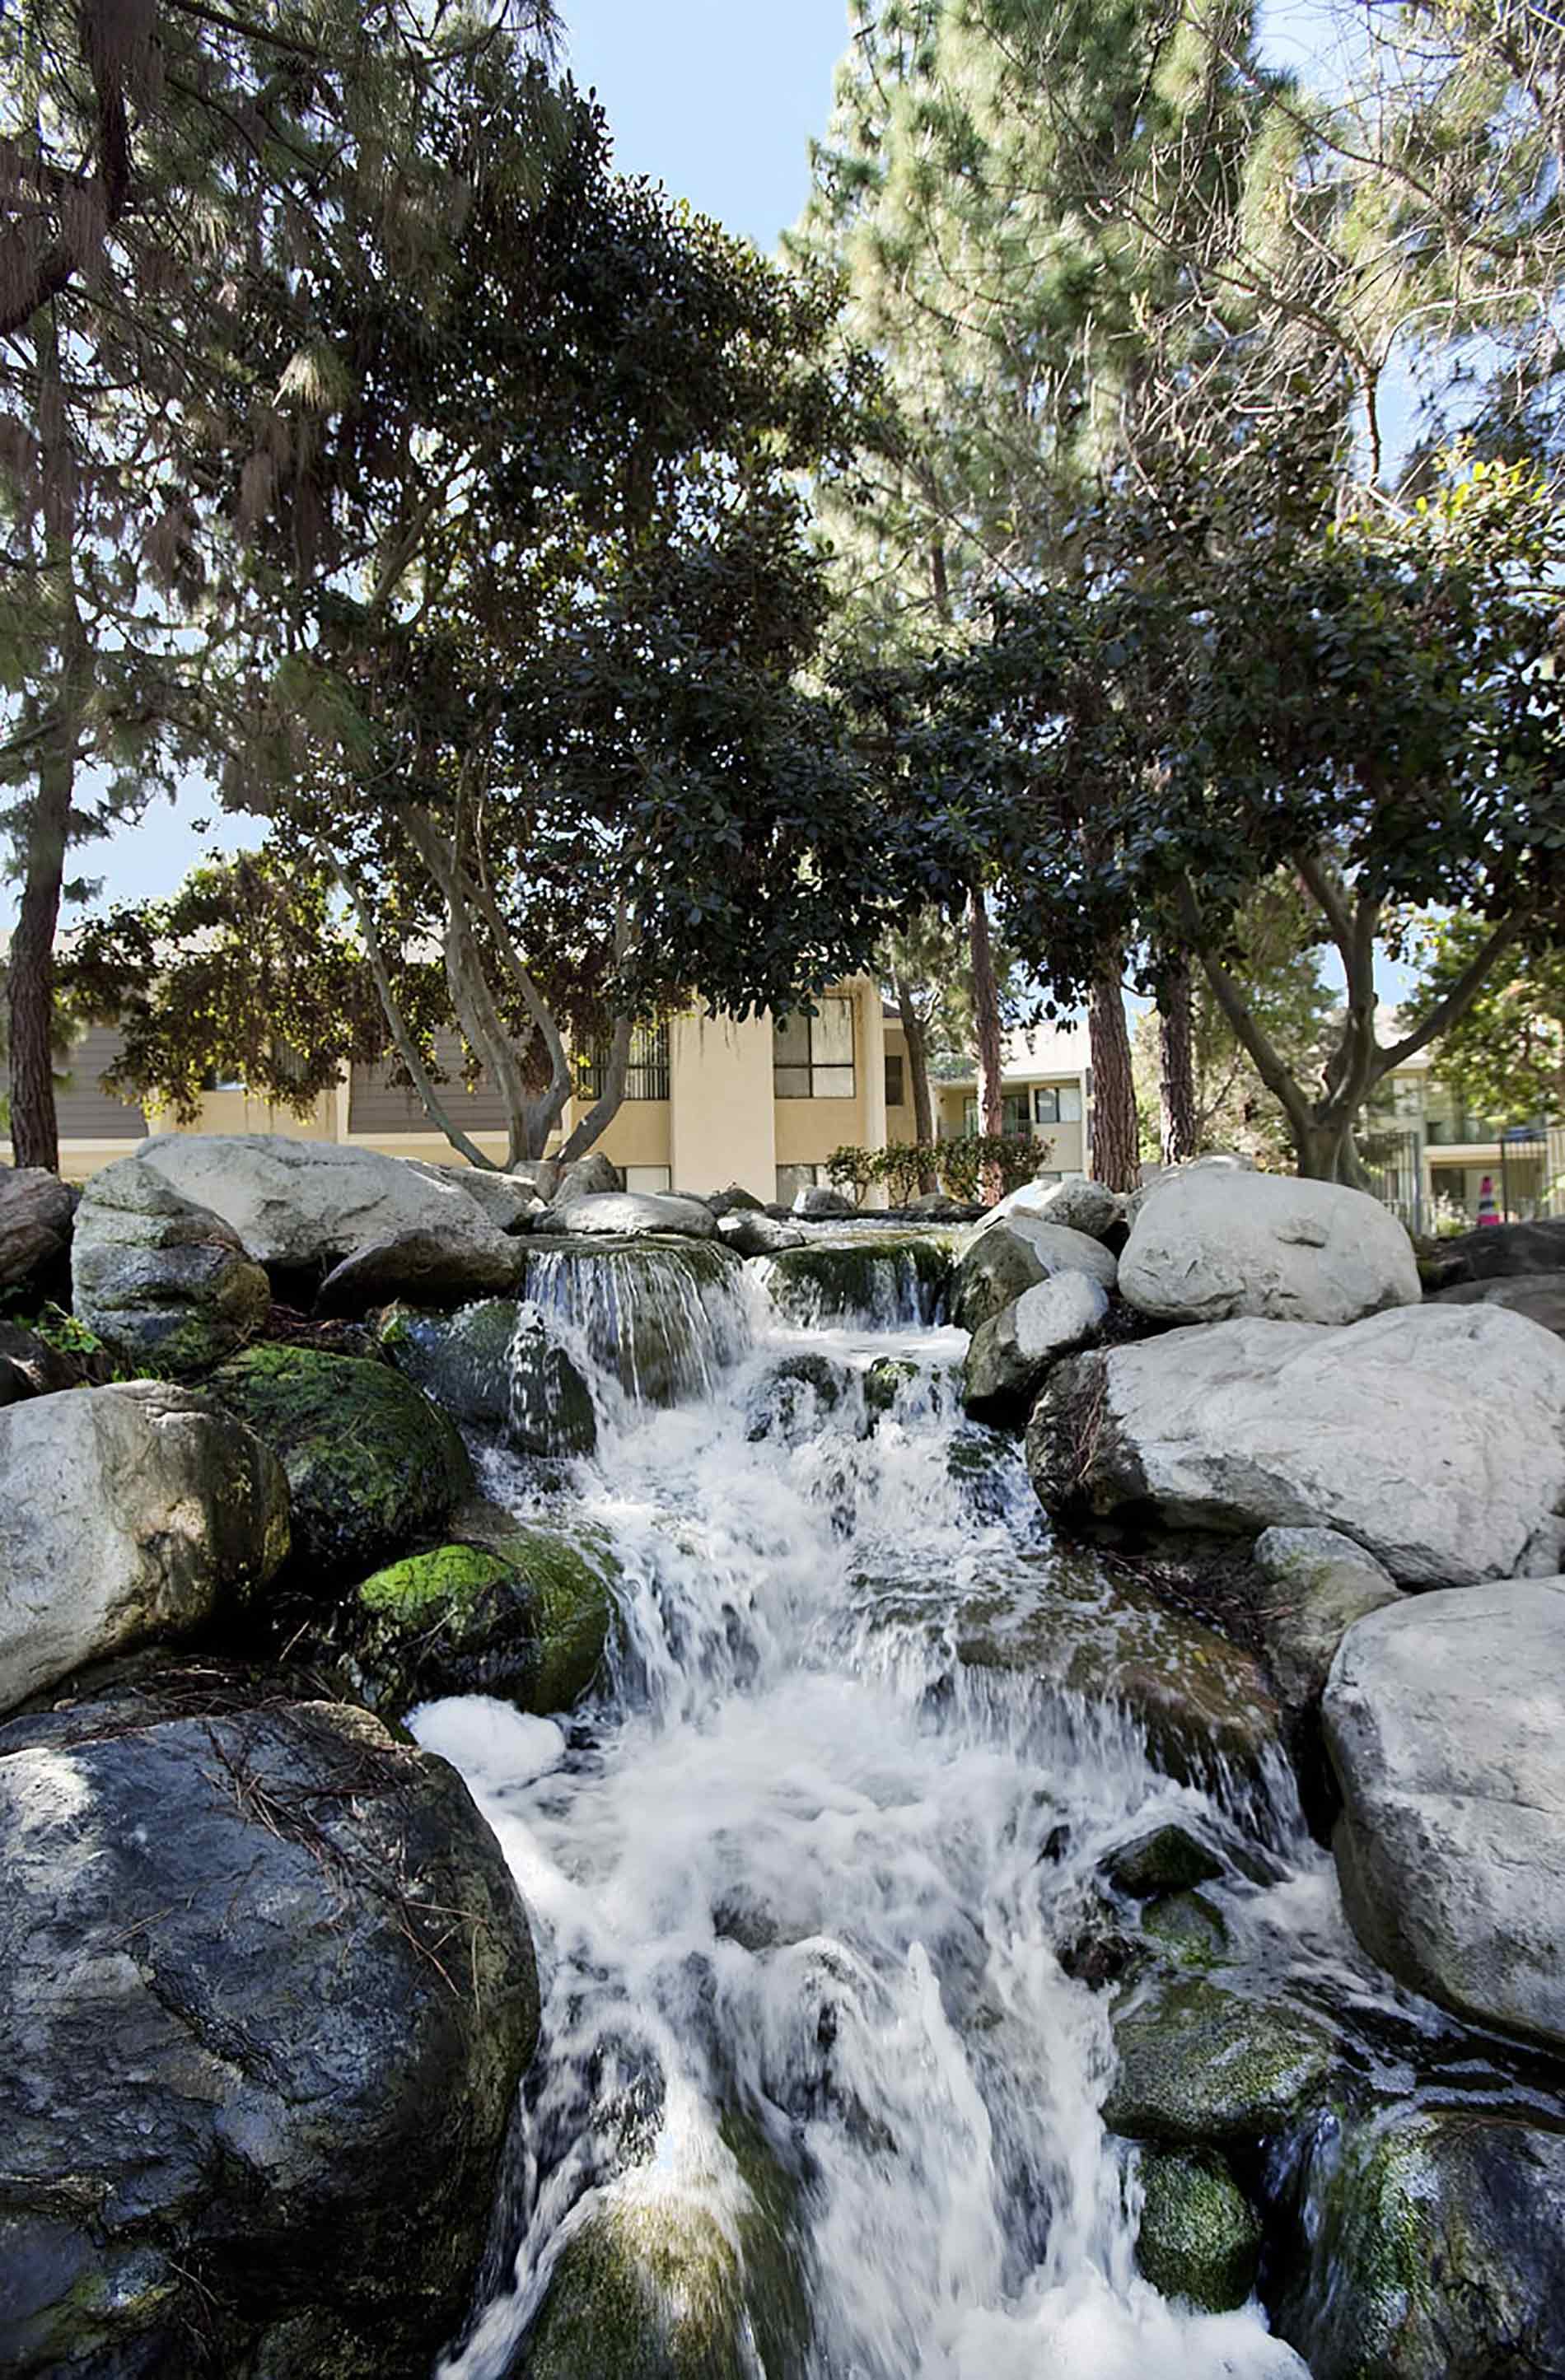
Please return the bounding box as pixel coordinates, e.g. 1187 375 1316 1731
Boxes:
520 1239 756 1407
417 1294 1338 2380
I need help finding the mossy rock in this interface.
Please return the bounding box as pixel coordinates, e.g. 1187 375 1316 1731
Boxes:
208 1345 472 1580
1104 1822 1225 1899
1141 1891 1231 1972
519 1238 747 1406
1276 2109 1565 2380
745 1352 858 1445
343 1528 617 1719
951 1225 1048 1332
1105 1976 1337 2144
759 1234 951 1326
1135 2146 1262 2312
383 1300 596 1458
863 1355 921 1416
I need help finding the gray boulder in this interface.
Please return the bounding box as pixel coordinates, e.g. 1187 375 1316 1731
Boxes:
708 1183 764 1217
549 1189 718 1241
1134 2147 1262 2313
553 1150 620 1201
0 1383 289 1714
1252 1527 1404 1723
71 1155 271 1372
1013 1176 1123 1242
1432 1272 1565 1337
0 1164 74 1288
953 1216 1117 1332
315 1227 527 1316
0 1688 538 2378
1120 1166 1419 1327
409 1156 558 1225
718 1208 806 1256
1324 1579 1565 2051
962 1272 1109 1420
1105 1976 1337 2143
384 1300 597 1458
129 1133 510 1272
792 1183 855 1218
1437 1215 1565 1282
1028 1304 1565 1587
1125 1153 1254 1225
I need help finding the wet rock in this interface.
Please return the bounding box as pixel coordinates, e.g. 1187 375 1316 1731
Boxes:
128 1133 509 1273
409 1156 558 1225
1324 1579 1565 2052
962 1272 1109 1421
209 1345 471 1579
337 1527 617 1718
383 1300 597 1458
1011 1177 1124 1243
945 1424 1021 1521
745 1352 859 1445
1251 1528 1404 1821
1105 1977 1336 2143
1436 1215 1565 1283
1141 1891 1231 1970
315 1228 527 1315
71 1156 270 1374
762 1234 951 1327
792 1183 855 1218
554 1150 620 1201
955 1557 1282 1786
902 1190 973 1221
718 1207 806 1256
1276 2108 1565 2380
0 1163 74 1290
547 1190 719 1242
1103 1822 1224 1898
1027 1306 1565 1587
1058 1925 1143 1990
863 1354 922 1417
1120 1168 1418 1328
1432 1272 1565 1337
708 1183 764 1217
0 1688 538 2379
953 1218 1117 1334
521 1238 748 1405
1135 2146 1262 2312
0 1382 289 1714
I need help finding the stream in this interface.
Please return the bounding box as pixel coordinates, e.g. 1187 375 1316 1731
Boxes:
413 1246 1381 2379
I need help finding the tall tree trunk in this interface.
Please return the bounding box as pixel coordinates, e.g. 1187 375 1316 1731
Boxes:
1089 958 1140 1192
894 973 937 1192
968 887 1005 1203
1157 951 1198 1168
8 299 86 1175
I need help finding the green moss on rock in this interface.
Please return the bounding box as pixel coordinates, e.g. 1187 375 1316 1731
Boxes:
760 1234 951 1326
209 1345 471 1579
1135 2146 1262 2311
1141 1891 1231 1972
1105 1976 1337 2144
1105 1824 1225 1900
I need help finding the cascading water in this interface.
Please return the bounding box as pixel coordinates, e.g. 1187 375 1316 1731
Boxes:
415 1247 1380 2379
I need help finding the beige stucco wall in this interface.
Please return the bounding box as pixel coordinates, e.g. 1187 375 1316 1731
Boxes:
668 1010 776 1198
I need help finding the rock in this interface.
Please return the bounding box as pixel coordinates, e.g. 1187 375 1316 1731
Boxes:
903 1190 972 1220
1437 1215 1565 1282
1135 2146 1262 2312
1014 1176 1124 1242
128 1133 510 1276
1105 1977 1337 2143
718 1207 806 1256
70 1156 271 1373
951 1556 1281 1785
549 1190 719 1241
337 1527 616 1718
0 1321 110 1405
1028 1304 1565 1588
1252 1527 1403 1726
953 1218 1117 1333
209 1346 471 1579
1142 1891 1231 1971
761 1235 951 1327
315 1228 527 1316
1432 1272 1565 1337
792 1183 855 1218
0 1383 288 1714
409 1157 558 1225
1125 1153 1255 1226
1324 1579 1565 2051
1104 1822 1224 1899
521 1238 750 1405
1278 2107 1565 2380
708 1183 764 1217
554 1150 620 1202
1120 1168 1419 1328
745 1351 858 1445
0 1687 538 2377
0 1165 75 1291
384 1300 597 1459
961 1272 1109 1421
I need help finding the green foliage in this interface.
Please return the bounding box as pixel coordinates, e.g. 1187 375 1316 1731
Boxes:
1408 915 1565 1127
825 1134 1039 1206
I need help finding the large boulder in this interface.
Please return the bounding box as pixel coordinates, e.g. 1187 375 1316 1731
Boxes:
1119 1167 1419 1327
1251 1527 1403 1752
1105 1976 1337 2144
999 1175 1123 1244
0 1383 288 1715
1277 2107 1565 2380
1324 1579 1565 2051
128 1134 511 1275
0 1164 75 1289
71 1155 270 1373
1134 2147 1263 2313
718 1208 806 1257
209 1346 472 1579
548 1190 718 1242
314 1228 527 1317
0 1687 538 2377
761 1234 951 1328
1437 1215 1565 1283
952 1216 1117 1333
792 1183 854 1218
553 1150 620 1202
1432 1272 1565 1337
384 1300 597 1458
1027 1304 1565 1587
409 1156 558 1225
961 1272 1109 1421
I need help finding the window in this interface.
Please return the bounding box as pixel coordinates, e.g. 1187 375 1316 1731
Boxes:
773 998 856 1099
1035 1085 1060 1125
624 1164 671 1193
885 1052 906 1108
777 1163 819 1203
200 1066 245 1094
577 1021 670 1104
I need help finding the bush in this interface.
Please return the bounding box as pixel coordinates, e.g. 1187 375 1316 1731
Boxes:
879 1140 932 1203
822 1136 1051 1208
824 1145 879 1204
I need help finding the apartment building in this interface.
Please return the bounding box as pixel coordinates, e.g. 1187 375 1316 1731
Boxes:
1366 1042 1563 1227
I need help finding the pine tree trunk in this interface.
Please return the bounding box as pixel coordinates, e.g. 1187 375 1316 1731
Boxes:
895 973 938 1192
1089 959 1140 1193
1157 952 1198 1167
968 889 1006 1202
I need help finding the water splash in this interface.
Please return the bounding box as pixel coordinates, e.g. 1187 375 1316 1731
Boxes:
521 1238 757 1407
